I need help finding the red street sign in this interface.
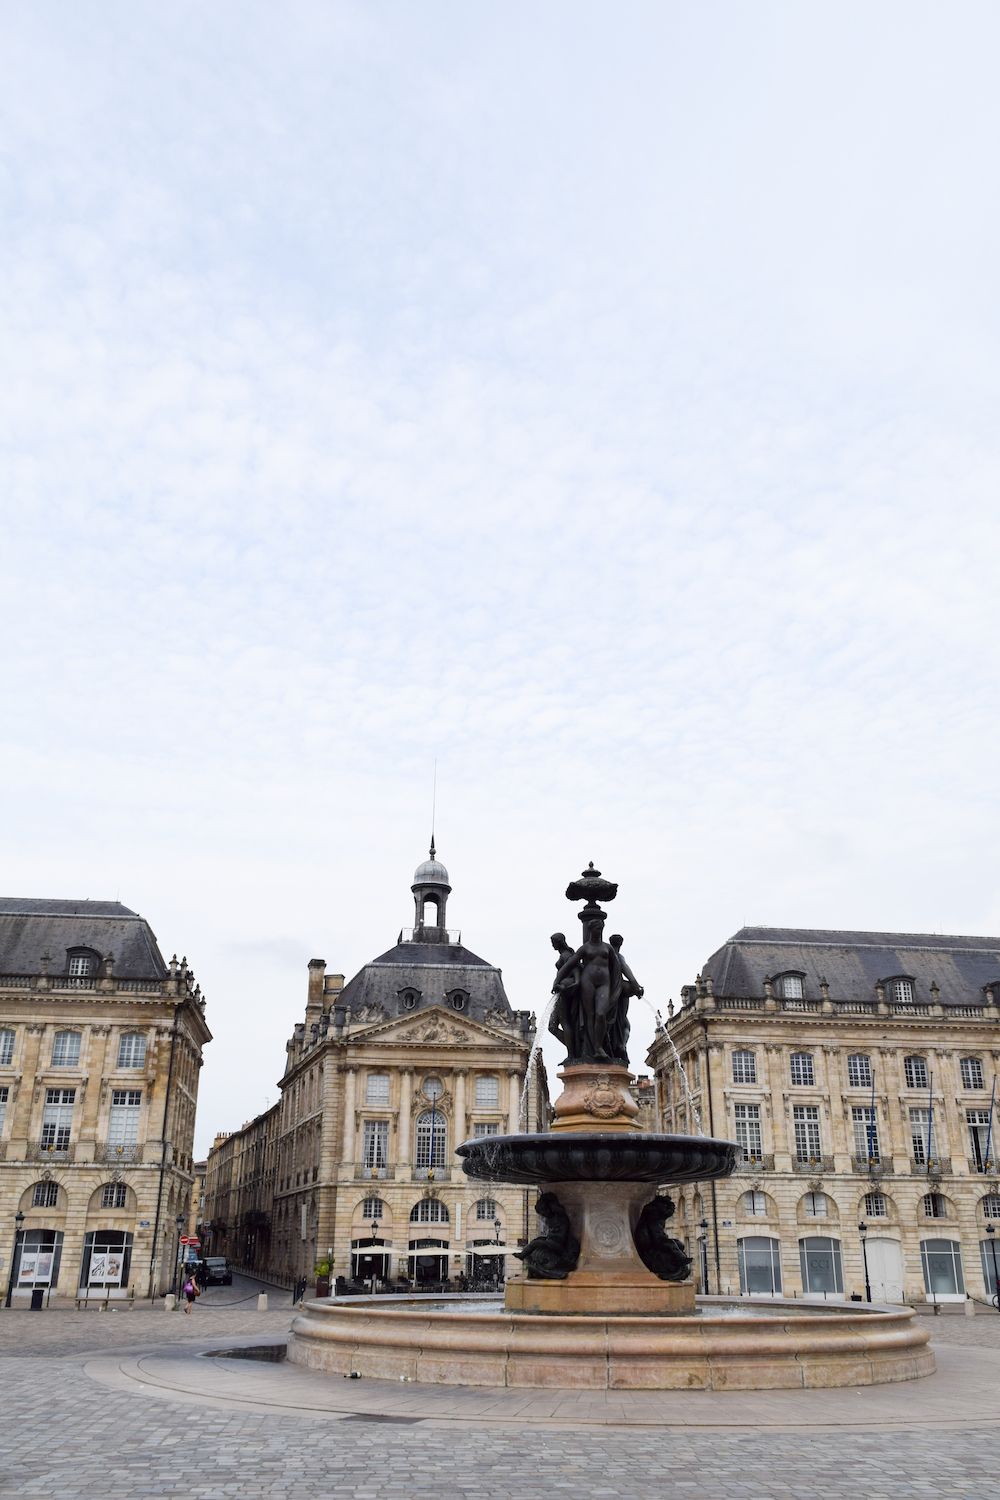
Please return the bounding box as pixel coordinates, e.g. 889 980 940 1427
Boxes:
180 1236 200 1246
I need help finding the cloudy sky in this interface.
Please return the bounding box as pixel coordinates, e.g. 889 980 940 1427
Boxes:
3 3 999 1155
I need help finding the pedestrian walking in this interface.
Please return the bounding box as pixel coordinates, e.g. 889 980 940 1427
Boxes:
182 1273 200 1313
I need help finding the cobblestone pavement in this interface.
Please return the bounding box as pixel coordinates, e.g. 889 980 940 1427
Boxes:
2 1292 1000 1499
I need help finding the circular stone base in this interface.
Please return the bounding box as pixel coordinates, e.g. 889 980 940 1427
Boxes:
287 1296 934 1391
506 1274 696 1317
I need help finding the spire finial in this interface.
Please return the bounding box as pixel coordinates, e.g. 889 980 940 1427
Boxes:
430 835 436 861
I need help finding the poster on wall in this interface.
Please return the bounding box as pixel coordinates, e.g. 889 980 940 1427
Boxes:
89 1253 124 1285
19 1251 53 1283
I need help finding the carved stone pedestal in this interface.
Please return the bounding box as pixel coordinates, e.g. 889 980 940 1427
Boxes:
550 1064 640 1134
505 1180 695 1317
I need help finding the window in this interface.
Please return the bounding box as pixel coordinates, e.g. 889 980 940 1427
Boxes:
365 1073 390 1106
67 953 94 982
864 1193 887 1218
852 1106 879 1162
904 1056 929 1090
117 1034 146 1069
920 1238 964 1297
475 1198 498 1221
51 1031 81 1068
732 1050 756 1084
737 1236 782 1295
734 1103 762 1161
400 989 419 1010
32 1181 58 1208
799 1236 844 1294
415 1110 447 1169
0 1029 13 1066
473 1122 499 1137
889 978 914 1005
908 1107 940 1166
108 1090 141 1146
361 1197 384 1220
362 1120 389 1171
41 1088 75 1151
780 975 804 1000
922 1193 947 1219
790 1053 814 1086
741 1190 767 1216
981 1194 1000 1221
961 1057 985 1090
847 1054 872 1088
474 1076 500 1109
981 1240 1000 1296
80 1229 132 1289
968 1109 993 1170
793 1106 822 1162
0 1085 7 1132
410 1198 449 1223
101 1183 127 1209
16 1229 63 1287
422 1076 443 1101
802 1191 829 1217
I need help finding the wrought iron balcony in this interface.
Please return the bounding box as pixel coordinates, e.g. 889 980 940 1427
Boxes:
734 1154 774 1173
412 1166 451 1182
792 1155 834 1173
95 1141 141 1162
28 1142 74 1161
852 1155 893 1176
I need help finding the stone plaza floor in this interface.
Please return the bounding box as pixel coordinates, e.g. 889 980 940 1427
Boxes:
1 1281 999 1499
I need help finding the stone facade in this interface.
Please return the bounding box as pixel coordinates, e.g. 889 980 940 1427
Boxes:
204 851 548 1288
648 926 1000 1306
0 898 211 1301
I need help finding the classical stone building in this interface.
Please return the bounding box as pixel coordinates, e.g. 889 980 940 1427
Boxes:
649 926 1000 1306
204 849 547 1288
0 898 211 1302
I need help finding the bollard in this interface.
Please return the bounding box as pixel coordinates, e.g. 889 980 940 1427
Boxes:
257 1292 268 1312
964 1298 976 1318
163 1294 176 1312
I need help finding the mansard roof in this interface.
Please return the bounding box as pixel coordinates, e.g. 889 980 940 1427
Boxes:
339 938 512 1021
0 897 168 978
702 926 1000 1007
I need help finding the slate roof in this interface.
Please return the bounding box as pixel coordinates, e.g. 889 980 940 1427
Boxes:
339 939 512 1021
701 926 1000 1007
0 898 168 979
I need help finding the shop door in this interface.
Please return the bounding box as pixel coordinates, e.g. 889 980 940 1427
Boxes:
866 1238 904 1304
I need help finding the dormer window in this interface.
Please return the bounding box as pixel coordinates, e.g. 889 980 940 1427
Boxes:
446 988 469 1012
779 974 804 1000
887 977 914 1005
398 988 420 1011
65 949 99 987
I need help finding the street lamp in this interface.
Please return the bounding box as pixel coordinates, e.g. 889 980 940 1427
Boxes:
986 1222 999 1311
4 1210 25 1308
172 1213 185 1298
858 1220 871 1303
698 1217 709 1296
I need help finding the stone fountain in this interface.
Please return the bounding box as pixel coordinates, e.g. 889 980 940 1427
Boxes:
288 864 933 1389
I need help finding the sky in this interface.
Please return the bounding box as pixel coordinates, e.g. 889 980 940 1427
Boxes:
3 2 1000 1157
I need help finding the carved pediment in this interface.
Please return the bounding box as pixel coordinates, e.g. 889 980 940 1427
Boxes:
348 1005 511 1049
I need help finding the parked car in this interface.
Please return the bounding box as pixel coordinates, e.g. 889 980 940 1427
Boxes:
200 1257 232 1286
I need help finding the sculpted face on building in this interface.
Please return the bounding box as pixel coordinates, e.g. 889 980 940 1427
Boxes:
648 926 1000 1306
0 898 211 1301
204 849 547 1288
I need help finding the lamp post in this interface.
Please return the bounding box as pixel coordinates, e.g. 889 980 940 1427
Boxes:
369 1218 380 1295
4 1210 25 1308
172 1213 185 1298
858 1220 871 1303
493 1216 503 1290
698 1217 709 1295
986 1222 999 1311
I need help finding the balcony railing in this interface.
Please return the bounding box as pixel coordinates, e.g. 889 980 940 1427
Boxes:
412 1166 451 1182
836 1001 877 1014
96 1142 142 1162
28 1142 74 1161
792 1155 834 1173
912 1158 945 1178
360 1164 392 1180
734 1154 774 1173
717 997 764 1011
852 1155 893 1175
782 1000 822 1013
397 928 462 945
0 972 165 994
969 1157 998 1175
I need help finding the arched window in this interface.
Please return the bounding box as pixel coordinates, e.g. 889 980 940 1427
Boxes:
0 1029 14 1066
79 1229 133 1290
740 1190 768 1216
961 1057 985 1090
737 1236 782 1295
361 1197 384 1220
474 1075 499 1109
847 1054 871 1088
51 1031 81 1068
789 1052 814 1086
117 1034 146 1070
415 1110 447 1170
864 1192 888 1218
800 1191 830 1218
922 1193 948 1219
799 1236 844 1294
32 1181 58 1208
475 1198 498 1221
904 1055 928 1090
732 1050 756 1084
981 1194 1000 1221
410 1198 449 1224
101 1183 127 1209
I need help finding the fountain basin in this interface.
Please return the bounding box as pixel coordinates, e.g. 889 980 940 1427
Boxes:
456 1131 738 1185
287 1295 934 1390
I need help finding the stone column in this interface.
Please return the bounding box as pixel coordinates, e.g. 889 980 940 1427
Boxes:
507 1071 520 1133
453 1069 467 1146
342 1067 357 1170
398 1070 413 1167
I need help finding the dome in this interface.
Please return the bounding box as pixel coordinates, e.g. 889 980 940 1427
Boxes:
413 857 450 887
